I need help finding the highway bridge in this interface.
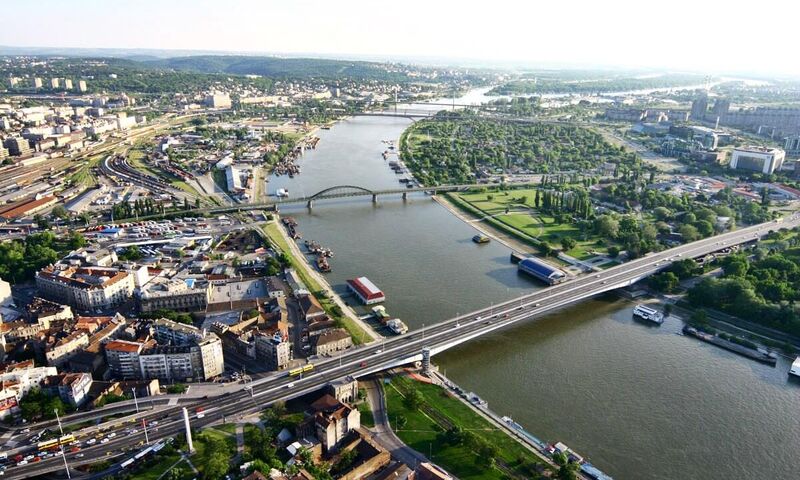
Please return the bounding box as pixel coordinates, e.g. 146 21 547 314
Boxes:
4 215 798 479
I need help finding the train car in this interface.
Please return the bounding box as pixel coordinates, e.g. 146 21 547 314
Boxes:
120 458 134 469
289 363 314 376
36 434 75 450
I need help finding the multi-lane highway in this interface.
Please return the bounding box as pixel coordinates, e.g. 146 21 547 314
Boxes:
3 215 798 479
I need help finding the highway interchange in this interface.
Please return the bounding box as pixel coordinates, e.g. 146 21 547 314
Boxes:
2 214 799 479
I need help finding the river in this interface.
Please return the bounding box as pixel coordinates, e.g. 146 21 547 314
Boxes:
265 101 800 479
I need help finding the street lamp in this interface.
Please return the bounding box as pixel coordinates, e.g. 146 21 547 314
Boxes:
54 409 71 480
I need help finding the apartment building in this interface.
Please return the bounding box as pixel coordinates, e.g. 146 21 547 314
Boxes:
254 331 292 370
36 266 135 311
139 279 209 313
45 330 90 367
42 372 92 407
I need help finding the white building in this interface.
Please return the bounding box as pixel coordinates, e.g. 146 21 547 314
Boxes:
204 93 232 109
0 362 58 419
730 146 786 175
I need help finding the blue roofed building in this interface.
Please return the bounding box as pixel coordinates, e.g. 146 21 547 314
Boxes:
518 257 567 285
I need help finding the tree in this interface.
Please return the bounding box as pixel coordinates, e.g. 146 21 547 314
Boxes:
34 214 50 230
51 205 69 221
198 435 230 480
649 272 679 293
694 220 714 238
678 224 700 242
560 237 577 251
663 303 673 317
723 260 748 277
594 215 619 239
403 387 423 411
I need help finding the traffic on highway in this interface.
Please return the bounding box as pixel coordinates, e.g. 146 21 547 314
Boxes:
3 215 797 479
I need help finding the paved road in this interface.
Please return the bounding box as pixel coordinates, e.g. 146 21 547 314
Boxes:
363 378 430 469
4 215 798 479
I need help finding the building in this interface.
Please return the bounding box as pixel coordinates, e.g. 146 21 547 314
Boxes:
78 80 87 92
328 377 359 403
105 330 223 382
299 394 361 453
518 257 567 285
604 108 646 122
205 93 232 109
254 331 292 370
0 195 58 220
346 277 385 305
729 146 786 174
0 361 58 419
64 79 73 90
312 328 353 356
36 266 135 311
691 95 708 120
298 293 327 322
45 330 90 366
50 78 60 89
712 98 731 116
104 340 144 379
784 135 800 154
33 77 42 89
3 136 32 156
153 318 203 345
139 279 209 313
42 372 92 407
416 463 453 480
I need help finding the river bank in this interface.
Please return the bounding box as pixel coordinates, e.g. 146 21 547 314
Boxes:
261 220 380 344
261 110 800 480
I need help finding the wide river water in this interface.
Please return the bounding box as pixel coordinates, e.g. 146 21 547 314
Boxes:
266 103 800 479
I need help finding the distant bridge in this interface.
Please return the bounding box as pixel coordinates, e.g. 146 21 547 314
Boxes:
104 182 534 222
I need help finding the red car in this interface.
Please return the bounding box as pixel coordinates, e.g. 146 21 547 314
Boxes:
360 361 367 368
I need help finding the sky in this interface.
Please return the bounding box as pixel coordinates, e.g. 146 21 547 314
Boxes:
1 0 797 76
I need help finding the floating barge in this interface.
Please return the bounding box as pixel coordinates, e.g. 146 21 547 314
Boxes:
472 234 490 244
371 306 408 334
682 326 777 365
347 276 385 305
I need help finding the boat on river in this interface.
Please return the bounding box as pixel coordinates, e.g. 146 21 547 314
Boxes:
633 304 663 324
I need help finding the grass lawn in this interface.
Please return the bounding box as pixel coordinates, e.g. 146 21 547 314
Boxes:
263 222 369 345
129 452 183 480
212 423 238 435
453 190 614 260
384 376 548 480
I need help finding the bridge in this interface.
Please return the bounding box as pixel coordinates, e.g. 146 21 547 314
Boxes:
105 182 533 222
6 215 798 479
299 183 511 209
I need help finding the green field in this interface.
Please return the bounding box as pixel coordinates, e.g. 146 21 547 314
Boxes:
451 189 614 260
130 452 188 480
384 376 548 480
263 222 369 344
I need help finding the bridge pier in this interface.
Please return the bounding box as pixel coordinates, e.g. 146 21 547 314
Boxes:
306 200 313 209
402 192 408 201
372 194 378 204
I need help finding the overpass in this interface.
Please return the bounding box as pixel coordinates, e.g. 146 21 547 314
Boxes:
5 215 798 479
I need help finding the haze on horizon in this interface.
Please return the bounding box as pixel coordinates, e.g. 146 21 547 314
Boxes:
2 0 797 77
